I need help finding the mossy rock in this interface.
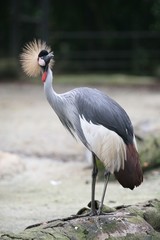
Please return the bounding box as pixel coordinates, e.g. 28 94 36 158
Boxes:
1 199 160 240
138 134 160 171
143 199 160 232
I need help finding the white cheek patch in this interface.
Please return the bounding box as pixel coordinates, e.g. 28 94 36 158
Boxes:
38 57 46 66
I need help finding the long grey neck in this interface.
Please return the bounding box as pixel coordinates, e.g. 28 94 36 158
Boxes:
44 68 62 112
43 68 75 137
43 68 88 145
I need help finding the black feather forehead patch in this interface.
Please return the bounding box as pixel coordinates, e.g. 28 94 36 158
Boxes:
38 50 49 57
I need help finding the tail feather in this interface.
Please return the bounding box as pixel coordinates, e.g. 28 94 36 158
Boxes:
114 144 143 190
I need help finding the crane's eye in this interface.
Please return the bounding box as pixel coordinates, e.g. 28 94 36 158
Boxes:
38 57 46 67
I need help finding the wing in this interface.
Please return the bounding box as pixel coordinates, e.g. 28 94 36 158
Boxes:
75 87 134 145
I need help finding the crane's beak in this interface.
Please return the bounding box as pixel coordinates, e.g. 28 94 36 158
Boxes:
43 52 54 65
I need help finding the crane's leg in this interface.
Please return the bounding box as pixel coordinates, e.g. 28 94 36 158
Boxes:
98 170 110 215
91 153 98 215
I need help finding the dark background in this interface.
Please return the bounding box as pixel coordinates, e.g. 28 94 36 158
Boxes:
1 0 160 76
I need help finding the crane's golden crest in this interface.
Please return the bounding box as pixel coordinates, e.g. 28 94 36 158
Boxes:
20 39 54 77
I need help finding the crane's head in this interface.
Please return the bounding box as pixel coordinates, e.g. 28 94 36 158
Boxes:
20 39 54 82
38 50 54 82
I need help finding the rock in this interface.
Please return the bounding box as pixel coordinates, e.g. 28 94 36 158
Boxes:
135 119 160 171
0 199 160 239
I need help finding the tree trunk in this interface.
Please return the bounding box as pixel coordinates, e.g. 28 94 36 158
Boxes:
0 199 160 240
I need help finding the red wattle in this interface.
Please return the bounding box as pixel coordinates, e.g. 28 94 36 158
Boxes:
42 72 47 83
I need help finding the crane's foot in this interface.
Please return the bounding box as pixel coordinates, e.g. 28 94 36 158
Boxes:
75 207 97 217
71 200 98 217
89 200 115 216
75 200 115 217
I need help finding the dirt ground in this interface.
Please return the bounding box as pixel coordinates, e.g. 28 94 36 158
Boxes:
0 82 160 233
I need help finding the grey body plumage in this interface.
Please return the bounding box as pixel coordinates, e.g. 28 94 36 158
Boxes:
45 69 133 149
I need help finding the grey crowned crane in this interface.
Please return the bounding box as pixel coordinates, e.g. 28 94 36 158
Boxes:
20 40 143 216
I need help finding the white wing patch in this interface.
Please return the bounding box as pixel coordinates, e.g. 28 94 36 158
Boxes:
80 115 127 173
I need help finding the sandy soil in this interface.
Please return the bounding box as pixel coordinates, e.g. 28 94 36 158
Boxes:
0 82 160 233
